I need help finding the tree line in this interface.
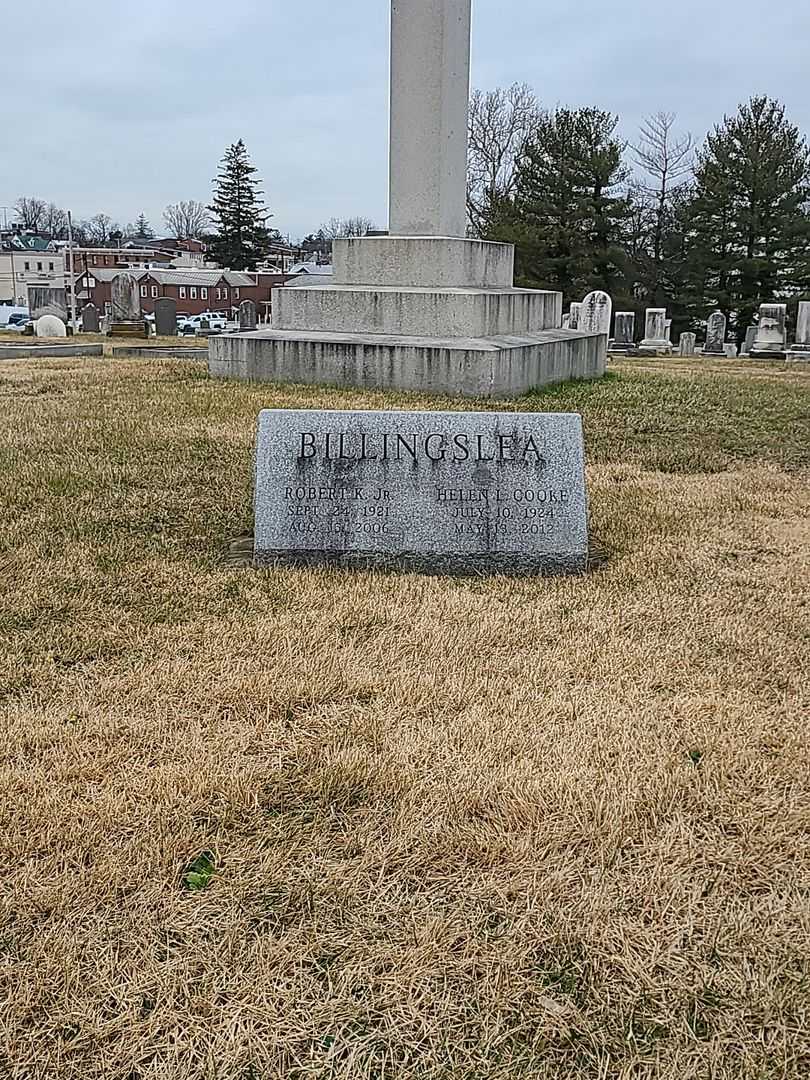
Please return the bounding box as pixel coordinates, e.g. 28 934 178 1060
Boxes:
469 87 810 343
8 138 377 272
9 199 213 246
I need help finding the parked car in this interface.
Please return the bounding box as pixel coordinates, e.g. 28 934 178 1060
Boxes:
179 312 228 334
3 312 33 333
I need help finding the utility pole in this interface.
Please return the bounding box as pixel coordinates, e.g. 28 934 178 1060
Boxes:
67 210 78 333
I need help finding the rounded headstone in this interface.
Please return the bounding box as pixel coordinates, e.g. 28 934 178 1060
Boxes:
35 315 68 338
579 291 613 335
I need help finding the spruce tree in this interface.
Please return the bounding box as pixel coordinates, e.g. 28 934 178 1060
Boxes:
489 107 631 303
208 140 272 270
135 212 153 238
682 96 810 339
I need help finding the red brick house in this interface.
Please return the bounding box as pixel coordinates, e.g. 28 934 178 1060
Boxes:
76 267 289 318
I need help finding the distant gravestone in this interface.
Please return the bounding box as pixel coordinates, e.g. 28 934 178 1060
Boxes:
751 303 787 358
29 286 68 322
612 312 635 352
561 315 571 330
787 301 810 359
154 297 178 336
111 273 140 321
740 325 757 356
704 310 727 356
679 331 697 356
724 343 738 358
579 291 612 336
568 302 583 330
639 308 670 354
35 315 67 338
254 409 589 575
81 303 99 333
664 318 673 343
239 299 258 330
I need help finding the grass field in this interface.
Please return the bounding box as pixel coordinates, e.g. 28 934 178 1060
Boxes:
0 355 808 1079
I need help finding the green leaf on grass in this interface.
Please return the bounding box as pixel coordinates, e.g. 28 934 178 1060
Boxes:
182 850 217 891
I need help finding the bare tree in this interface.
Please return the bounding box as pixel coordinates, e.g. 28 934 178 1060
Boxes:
83 213 116 245
163 200 211 238
467 83 541 236
319 216 378 240
632 112 694 303
14 196 48 231
43 204 68 240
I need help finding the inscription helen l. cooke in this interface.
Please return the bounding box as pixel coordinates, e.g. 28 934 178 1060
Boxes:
254 409 589 574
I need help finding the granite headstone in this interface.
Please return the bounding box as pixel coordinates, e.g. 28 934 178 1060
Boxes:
239 299 258 330
787 300 810 359
612 312 635 352
679 331 696 356
751 303 787 358
111 273 141 322
579 291 612 336
81 303 100 333
640 308 670 354
154 297 177 336
704 310 727 355
740 325 757 357
254 409 589 575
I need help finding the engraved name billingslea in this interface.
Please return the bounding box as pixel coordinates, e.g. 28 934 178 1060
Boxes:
296 431 545 464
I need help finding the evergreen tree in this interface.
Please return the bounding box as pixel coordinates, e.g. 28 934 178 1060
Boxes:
135 212 153 238
489 107 631 303
208 140 272 270
682 96 810 339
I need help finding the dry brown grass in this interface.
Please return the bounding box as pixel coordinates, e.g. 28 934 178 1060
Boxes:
0 356 808 1079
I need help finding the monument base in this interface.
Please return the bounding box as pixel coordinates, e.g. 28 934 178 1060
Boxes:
638 341 672 356
110 322 147 339
786 348 810 362
750 349 787 360
209 327 605 398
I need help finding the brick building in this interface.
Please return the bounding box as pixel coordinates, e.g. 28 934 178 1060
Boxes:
76 267 289 318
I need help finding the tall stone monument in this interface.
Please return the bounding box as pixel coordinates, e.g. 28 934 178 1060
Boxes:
29 286 68 323
787 300 810 360
704 310 727 356
639 309 671 355
110 273 145 338
580 291 612 336
751 303 787 359
210 0 606 397
611 312 635 353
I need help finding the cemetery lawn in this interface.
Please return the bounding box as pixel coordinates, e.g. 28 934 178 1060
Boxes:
1 355 808 1080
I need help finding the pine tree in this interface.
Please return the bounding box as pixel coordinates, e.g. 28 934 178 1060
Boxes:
489 107 631 303
682 96 810 339
208 140 272 270
135 212 153 238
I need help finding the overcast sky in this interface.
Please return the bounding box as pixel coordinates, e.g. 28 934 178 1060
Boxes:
5 0 810 240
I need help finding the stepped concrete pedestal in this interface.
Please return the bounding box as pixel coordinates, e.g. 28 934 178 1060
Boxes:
209 0 606 397
210 236 605 398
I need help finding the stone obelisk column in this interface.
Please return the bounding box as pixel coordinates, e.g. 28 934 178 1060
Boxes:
389 0 471 238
